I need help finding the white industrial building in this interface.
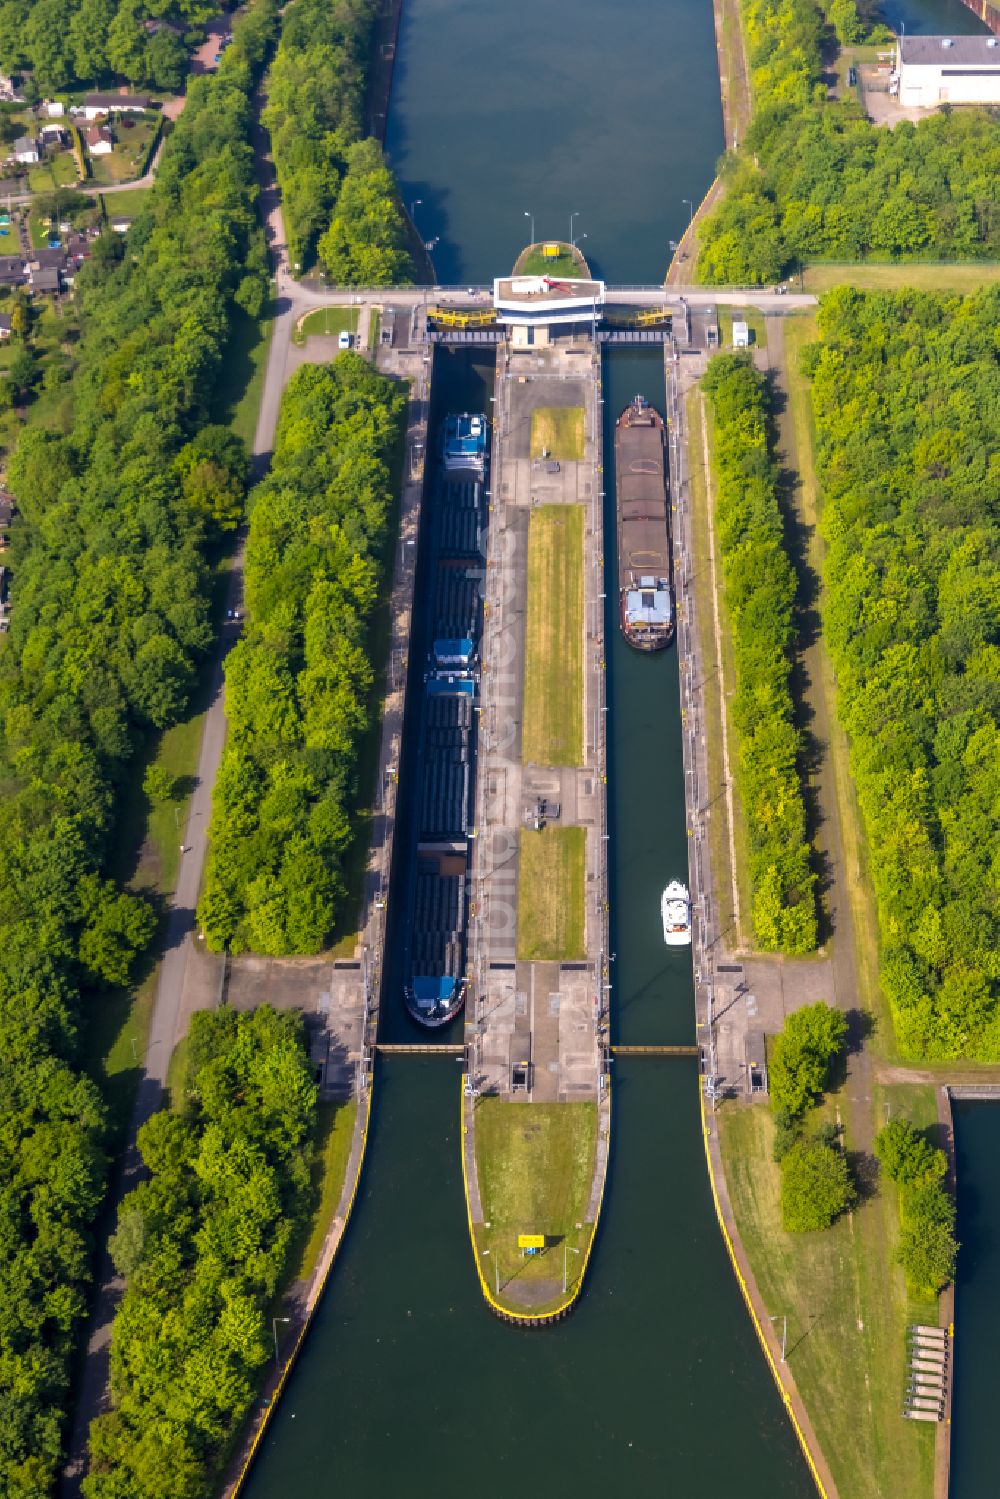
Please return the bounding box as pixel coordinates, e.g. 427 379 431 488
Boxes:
895 33 1000 108
492 274 605 347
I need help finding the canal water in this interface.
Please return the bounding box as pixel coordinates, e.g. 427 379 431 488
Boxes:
948 1103 1000 1498
246 1 812 1494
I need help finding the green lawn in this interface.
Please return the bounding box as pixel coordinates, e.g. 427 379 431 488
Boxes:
473 1099 597 1305
521 503 583 765
529 405 584 460
517 825 586 961
718 1098 936 1499
685 389 751 946
286 1099 359 1282
294 305 359 345
27 153 78 193
211 300 273 449
88 118 159 185
514 242 589 278
718 308 768 349
368 307 380 348
100 186 151 220
28 213 51 250
802 262 1000 293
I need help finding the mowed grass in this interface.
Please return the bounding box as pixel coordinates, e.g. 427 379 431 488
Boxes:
522 503 583 765
295 304 359 345
474 1099 597 1294
285 1099 358 1282
529 406 584 461
719 1099 936 1499
802 262 1000 293
517 825 586 961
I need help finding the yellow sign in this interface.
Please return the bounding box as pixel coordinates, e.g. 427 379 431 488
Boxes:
542 243 561 258
518 1234 545 1249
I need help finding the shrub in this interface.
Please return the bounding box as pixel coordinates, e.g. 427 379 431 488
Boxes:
781 1137 856 1231
769 1002 847 1119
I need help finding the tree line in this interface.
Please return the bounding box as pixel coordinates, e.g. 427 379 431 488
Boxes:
807 287 1000 1060
875 1118 957 1299
0 0 218 94
696 0 1000 281
198 357 407 955
769 1002 854 1232
702 353 818 954
85 1006 318 1498
263 0 413 280
0 5 277 1491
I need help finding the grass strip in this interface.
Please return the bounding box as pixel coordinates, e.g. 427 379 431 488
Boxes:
521 503 583 766
517 824 586 962
474 1099 597 1295
529 405 584 460
718 1097 936 1499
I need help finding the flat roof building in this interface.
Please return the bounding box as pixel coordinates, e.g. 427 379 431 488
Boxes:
492 273 605 347
896 34 1000 107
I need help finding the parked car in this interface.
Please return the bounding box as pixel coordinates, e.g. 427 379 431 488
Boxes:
338 330 351 350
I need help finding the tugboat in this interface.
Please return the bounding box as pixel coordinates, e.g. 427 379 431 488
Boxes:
615 395 674 650
661 881 692 947
442 412 489 476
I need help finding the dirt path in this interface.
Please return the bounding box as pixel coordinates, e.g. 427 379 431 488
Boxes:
765 318 873 1150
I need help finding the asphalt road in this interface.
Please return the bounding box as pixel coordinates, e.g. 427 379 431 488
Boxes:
60 87 290 1499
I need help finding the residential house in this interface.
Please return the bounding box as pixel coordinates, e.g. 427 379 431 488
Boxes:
44 99 65 117
30 248 67 272
83 125 114 157
111 218 132 234
12 136 38 164
0 256 27 287
0 313 11 339
38 124 67 148
29 266 61 294
0 492 15 550
81 92 151 121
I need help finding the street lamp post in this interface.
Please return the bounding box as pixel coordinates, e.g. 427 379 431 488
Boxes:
570 211 580 248
770 1313 787 1363
273 1315 291 1364
524 209 534 247
682 198 694 231
409 198 422 226
563 1243 581 1295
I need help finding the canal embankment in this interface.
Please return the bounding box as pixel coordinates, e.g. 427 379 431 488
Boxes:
663 333 838 1497
220 345 433 1498
675 315 959 1499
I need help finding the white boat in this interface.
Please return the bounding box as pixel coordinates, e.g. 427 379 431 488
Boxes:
661 881 691 947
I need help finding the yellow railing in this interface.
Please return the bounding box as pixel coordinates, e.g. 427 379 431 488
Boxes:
460 1083 610 1324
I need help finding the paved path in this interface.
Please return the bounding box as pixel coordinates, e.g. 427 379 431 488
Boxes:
61 75 289 1496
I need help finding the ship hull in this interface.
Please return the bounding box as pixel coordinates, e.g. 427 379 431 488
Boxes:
615 396 675 652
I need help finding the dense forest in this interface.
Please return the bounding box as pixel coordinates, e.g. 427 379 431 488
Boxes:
702 354 818 953
0 4 276 1491
198 357 406 955
697 0 1000 281
808 287 1000 1058
0 0 217 92
84 1006 318 1498
263 0 412 279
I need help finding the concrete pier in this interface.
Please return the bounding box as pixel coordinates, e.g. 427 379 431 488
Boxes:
462 333 611 1322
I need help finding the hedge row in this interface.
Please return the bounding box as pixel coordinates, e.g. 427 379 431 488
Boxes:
702 353 817 952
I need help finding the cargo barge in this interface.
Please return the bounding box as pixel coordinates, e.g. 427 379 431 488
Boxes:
402 417 488 1028
614 395 674 650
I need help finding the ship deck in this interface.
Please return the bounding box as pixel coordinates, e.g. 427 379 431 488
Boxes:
616 419 669 581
